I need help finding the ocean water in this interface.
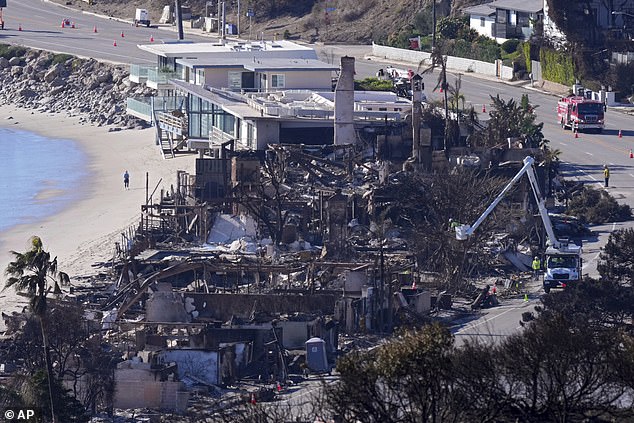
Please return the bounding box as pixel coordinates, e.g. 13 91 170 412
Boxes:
0 127 87 233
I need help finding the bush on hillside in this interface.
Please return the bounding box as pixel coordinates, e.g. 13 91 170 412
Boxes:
501 39 520 54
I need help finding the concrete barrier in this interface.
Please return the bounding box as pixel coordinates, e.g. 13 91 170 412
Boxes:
372 43 514 81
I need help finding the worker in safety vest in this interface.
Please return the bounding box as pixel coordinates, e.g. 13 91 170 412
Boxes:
532 256 541 280
449 218 460 231
604 165 610 188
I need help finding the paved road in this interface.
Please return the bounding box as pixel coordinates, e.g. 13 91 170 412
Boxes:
0 0 211 63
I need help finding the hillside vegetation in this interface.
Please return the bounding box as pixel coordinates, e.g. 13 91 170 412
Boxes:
57 0 486 43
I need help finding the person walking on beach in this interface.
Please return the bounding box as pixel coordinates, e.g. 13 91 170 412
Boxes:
603 164 610 188
123 170 130 190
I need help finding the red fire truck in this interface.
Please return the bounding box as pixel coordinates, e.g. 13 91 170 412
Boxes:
557 95 605 133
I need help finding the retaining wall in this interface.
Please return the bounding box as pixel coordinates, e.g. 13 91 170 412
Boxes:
372 43 514 81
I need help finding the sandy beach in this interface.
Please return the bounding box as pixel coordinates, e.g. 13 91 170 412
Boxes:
0 105 195 326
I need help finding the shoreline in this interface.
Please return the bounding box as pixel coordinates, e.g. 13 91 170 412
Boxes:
0 105 195 329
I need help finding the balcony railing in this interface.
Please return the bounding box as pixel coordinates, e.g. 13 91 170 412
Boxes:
129 64 153 84
126 95 187 123
147 68 180 89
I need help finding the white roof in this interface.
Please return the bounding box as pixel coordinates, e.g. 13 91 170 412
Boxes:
176 57 336 71
138 40 315 58
464 0 542 15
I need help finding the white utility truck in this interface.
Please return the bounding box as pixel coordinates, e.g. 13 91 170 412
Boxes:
455 156 582 293
134 8 150 27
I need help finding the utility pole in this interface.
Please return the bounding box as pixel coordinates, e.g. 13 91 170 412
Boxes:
175 0 184 40
431 0 436 51
236 0 240 37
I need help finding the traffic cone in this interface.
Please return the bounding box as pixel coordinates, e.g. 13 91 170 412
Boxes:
276 381 282 392
524 294 529 302
574 131 579 139
411 281 417 289
482 104 486 113
619 129 623 138
61 20 65 28
439 87 443 93
113 40 117 47
71 22 75 29
18 24 22 31
93 26 98 33
150 35 154 42
121 31 125 38
250 393 256 404
629 149 633 159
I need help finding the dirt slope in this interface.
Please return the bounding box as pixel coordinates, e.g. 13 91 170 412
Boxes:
55 0 486 44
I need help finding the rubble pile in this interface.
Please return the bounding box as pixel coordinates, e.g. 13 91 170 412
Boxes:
0 47 152 129
1 139 591 420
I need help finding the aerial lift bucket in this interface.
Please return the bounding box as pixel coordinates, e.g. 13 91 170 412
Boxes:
455 225 470 241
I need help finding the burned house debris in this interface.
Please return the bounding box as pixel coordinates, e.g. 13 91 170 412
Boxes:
1 54 587 421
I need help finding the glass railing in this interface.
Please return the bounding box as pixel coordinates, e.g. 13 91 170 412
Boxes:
147 68 180 86
126 97 153 119
129 64 152 81
126 96 188 123
154 95 187 112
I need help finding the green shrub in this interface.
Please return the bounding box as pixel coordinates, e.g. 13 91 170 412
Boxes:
0 44 27 60
501 39 520 54
450 39 500 63
283 29 291 39
540 47 575 86
52 53 73 65
437 16 469 40
355 77 394 91
522 42 532 72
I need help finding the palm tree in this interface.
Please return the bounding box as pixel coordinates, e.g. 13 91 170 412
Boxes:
418 42 450 153
4 236 70 423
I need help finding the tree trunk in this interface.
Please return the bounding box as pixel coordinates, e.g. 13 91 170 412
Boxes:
40 316 57 423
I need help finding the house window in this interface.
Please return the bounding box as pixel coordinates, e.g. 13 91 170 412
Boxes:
228 72 242 89
480 17 485 27
246 122 254 149
195 69 204 85
271 74 285 88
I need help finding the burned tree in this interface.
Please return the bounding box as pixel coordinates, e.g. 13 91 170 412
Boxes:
233 148 292 246
377 169 510 291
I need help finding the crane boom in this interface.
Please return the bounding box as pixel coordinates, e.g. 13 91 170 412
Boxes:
455 156 558 246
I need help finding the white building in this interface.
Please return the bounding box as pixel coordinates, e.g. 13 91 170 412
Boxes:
464 0 543 43
127 40 415 155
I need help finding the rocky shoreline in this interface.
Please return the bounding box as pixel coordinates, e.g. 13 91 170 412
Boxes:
0 46 153 129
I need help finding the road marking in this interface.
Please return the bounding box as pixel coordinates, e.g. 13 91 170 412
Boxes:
560 142 568 146
454 304 527 334
630 174 634 178
585 152 594 156
582 222 616 271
